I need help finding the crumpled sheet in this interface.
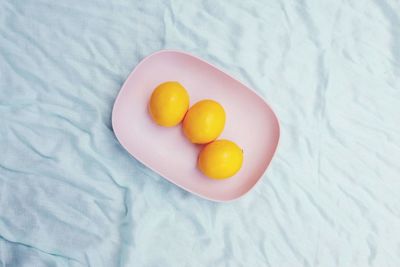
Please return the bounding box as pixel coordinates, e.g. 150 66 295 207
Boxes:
1 0 400 266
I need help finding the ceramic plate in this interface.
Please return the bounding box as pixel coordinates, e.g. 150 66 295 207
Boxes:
112 50 280 202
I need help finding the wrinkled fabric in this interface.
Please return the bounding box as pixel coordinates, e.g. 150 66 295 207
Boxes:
1 0 400 266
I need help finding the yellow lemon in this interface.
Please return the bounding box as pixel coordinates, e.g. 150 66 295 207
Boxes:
198 140 243 179
183 100 225 144
148 81 189 127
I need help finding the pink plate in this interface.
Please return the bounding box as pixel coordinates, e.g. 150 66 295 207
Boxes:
112 50 280 202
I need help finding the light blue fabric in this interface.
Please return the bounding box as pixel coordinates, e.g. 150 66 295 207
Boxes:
1 0 400 266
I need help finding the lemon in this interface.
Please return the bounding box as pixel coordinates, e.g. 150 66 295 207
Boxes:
148 81 190 127
198 140 243 179
183 100 225 144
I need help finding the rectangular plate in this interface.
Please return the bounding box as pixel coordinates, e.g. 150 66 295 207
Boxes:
112 50 280 202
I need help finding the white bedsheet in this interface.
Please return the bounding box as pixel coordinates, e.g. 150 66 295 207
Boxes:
0 0 399 266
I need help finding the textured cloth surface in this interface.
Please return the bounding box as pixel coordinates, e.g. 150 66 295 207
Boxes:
1 0 400 266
